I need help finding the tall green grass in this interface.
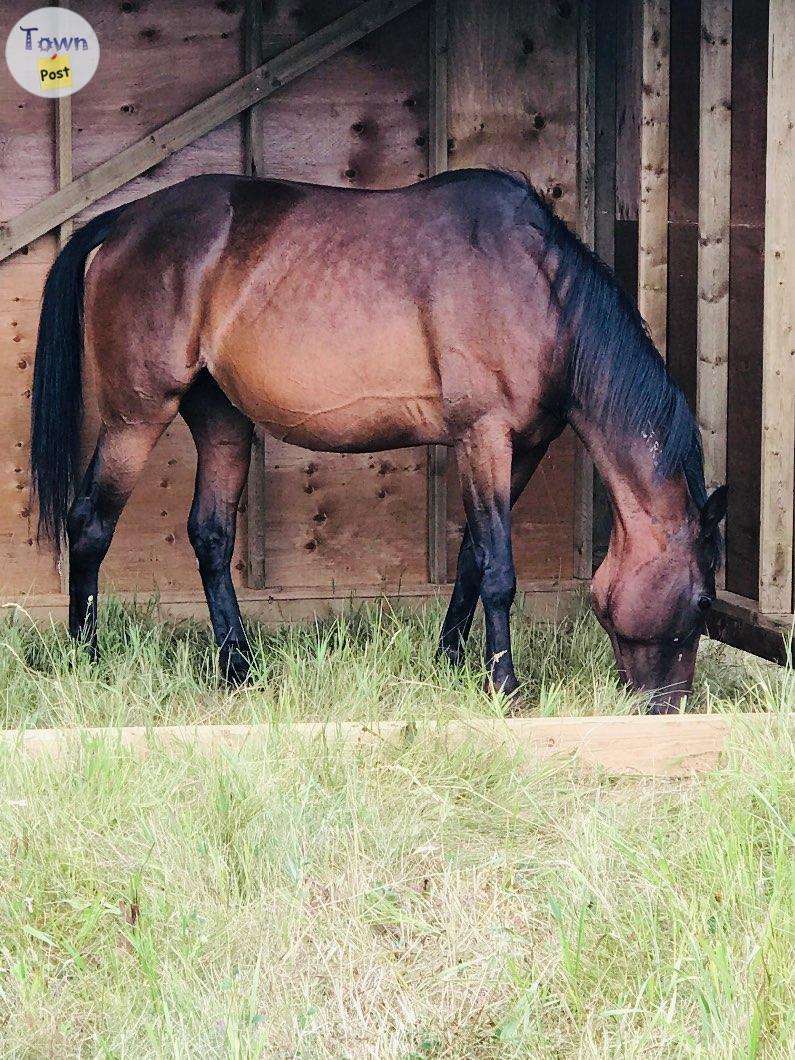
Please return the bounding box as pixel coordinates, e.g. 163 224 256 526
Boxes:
0 718 792 1056
0 597 792 729
0 600 792 1056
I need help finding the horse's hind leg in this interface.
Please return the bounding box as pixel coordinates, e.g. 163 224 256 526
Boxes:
439 441 549 667
180 372 254 682
68 421 170 655
452 418 520 698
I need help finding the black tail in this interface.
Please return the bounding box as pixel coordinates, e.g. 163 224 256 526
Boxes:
30 205 126 543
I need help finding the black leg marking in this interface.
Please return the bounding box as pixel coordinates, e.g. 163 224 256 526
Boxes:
181 372 254 684
439 442 549 668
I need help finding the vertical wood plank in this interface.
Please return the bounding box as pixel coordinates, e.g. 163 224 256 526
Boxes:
595 0 617 271
574 0 596 578
638 0 670 356
593 0 618 570
56 0 72 594
759 0 795 614
244 0 267 588
697 0 731 514
427 0 448 584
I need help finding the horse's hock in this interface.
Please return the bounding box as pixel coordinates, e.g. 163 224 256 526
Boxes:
0 0 792 664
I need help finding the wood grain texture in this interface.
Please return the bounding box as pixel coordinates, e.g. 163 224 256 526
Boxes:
697 0 731 507
726 0 767 600
615 0 642 222
665 0 700 411
574 0 595 578
0 22 60 594
759 0 795 614
4 714 787 778
638 0 670 357
0 243 62 596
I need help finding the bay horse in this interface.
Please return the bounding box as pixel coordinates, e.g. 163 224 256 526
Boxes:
30 169 726 712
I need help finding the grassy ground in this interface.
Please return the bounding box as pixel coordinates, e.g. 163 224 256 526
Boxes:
0 596 792 729
0 600 793 1057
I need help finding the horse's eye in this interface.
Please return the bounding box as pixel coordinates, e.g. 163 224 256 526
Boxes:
697 595 713 612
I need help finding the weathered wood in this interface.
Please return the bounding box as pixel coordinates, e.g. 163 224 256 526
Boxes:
427 0 449 585
595 0 618 269
697 0 732 523
759 0 795 615
244 0 268 589
592 0 618 571
3 714 787 778
637 0 670 356
574 0 596 578
615 0 642 225
0 0 425 261
725 0 768 601
707 589 793 665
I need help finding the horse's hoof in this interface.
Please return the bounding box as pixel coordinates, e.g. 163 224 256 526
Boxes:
504 691 529 716
220 644 251 685
483 675 525 713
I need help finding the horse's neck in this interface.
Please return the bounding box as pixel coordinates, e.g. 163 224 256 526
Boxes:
568 408 691 541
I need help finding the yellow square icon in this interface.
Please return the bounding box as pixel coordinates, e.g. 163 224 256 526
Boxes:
37 54 72 91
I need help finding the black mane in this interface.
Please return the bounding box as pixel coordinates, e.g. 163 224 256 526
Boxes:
504 172 709 510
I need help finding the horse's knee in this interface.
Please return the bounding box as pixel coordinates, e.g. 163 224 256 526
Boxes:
188 510 232 575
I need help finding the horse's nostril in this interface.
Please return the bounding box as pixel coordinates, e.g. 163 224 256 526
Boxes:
697 595 714 612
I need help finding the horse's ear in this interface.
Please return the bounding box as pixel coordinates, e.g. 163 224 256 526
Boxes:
700 484 728 534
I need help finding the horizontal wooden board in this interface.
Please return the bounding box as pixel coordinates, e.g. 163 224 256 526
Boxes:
2 713 787 778
0 579 582 626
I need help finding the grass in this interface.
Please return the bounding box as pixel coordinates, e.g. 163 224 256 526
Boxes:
0 599 793 1057
0 595 792 729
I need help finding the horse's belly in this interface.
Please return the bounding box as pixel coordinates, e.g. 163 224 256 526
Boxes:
206 314 446 451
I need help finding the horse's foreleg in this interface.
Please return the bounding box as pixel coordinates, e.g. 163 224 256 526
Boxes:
439 442 549 667
180 373 254 683
68 421 167 656
453 419 519 699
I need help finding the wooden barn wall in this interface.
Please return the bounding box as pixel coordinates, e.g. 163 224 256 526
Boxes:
613 0 641 301
0 0 582 599
0 1 62 595
665 0 699 412
663 0 767 599
445 0 579 582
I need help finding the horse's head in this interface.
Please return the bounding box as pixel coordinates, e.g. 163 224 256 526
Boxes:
590 485 727 713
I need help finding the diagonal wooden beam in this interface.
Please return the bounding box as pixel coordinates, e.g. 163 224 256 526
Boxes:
0 0 423 261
